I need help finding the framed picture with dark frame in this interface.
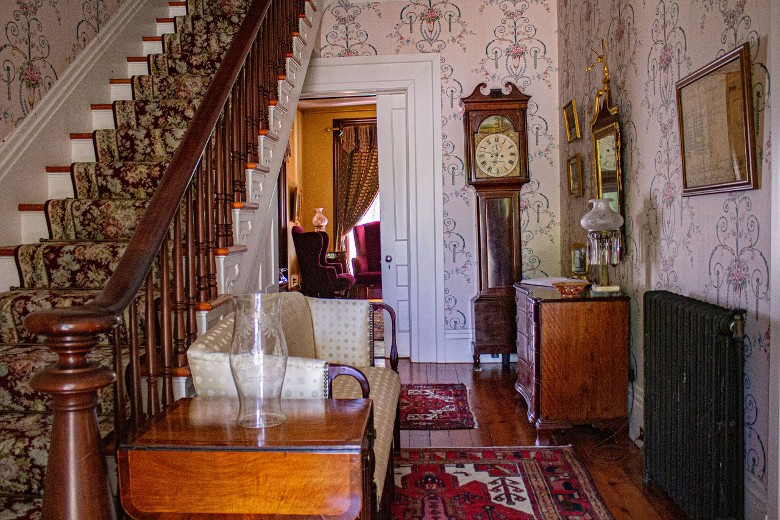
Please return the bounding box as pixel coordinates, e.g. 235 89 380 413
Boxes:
563 99 580 142
676 42 757 196
567 154 583 196
571 242 588 278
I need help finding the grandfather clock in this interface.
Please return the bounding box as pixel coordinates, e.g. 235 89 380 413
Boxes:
462 83 530 368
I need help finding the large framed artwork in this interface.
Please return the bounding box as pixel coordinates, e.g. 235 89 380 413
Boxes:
676 42 757 196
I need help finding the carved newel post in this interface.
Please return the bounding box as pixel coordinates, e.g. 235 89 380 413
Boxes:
26 307 119 520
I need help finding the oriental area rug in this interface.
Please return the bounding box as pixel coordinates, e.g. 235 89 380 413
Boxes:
399 383 477 430
392 447 614 520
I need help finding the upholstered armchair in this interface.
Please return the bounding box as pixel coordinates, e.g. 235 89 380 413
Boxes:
291 225 354 298
317 231 346 274
351 221 382 298
187 292 400 517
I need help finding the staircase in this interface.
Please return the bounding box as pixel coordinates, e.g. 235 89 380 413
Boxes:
0 0 322 518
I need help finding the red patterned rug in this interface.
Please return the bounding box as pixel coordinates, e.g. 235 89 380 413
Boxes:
393 447 614 519
400 383 477 430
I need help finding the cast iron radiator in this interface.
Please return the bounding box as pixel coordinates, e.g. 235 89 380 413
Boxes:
643 290 745 520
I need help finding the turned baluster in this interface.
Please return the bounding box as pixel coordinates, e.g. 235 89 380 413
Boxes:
185 186 199 345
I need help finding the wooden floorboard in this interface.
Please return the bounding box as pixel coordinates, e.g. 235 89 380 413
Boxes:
397 360 688 520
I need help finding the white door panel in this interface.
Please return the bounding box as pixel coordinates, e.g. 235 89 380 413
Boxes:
377 93 411 358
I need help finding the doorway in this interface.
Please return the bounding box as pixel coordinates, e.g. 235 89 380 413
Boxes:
301 54 443 363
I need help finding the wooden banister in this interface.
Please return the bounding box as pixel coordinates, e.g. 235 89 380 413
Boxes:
23 1 306 517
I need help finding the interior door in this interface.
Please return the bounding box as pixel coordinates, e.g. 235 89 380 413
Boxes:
376 94 411 358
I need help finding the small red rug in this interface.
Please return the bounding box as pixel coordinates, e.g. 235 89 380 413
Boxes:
393 447 614 519
400 383 477 430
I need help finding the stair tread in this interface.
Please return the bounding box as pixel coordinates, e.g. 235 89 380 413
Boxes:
215 245 248 255
127 56 148 63
45 166 70 173
18 204 44 212
0 247 16 256
91 103 113 110
69 132 93 139
109 78 131 84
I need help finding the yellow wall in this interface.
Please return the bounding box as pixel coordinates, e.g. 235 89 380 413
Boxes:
298 105 377 238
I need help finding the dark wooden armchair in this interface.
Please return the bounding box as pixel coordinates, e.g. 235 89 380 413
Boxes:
291 225 354 298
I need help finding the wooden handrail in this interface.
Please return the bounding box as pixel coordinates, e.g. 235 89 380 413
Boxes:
23 1 303 518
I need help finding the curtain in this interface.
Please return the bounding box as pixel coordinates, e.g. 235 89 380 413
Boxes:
335 123 379 250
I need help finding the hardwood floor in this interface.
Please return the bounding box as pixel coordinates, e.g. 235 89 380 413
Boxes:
396 360 688 520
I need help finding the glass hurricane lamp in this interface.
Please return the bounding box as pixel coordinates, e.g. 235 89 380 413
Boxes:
580 198 623 292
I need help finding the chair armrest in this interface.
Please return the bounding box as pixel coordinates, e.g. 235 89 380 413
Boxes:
371 302 398 372
328 364 370 398
352 256 368 275
325 258 344 274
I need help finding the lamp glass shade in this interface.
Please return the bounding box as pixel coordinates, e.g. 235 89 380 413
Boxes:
580 198 623 231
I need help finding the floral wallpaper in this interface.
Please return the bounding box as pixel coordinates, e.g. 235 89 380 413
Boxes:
318 0 562 332
558 0 771 510
0 0 126 142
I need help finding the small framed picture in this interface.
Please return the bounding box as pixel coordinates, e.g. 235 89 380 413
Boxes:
563 99 580 142
291 187 302 224
571 242 588 278
567 154 583 196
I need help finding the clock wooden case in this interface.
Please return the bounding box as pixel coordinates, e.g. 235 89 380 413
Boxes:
462 83 530 367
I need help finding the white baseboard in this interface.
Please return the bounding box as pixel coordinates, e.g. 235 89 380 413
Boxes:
442 328 517 364
747 472 767 519
443 329 474 363
629 382 644 444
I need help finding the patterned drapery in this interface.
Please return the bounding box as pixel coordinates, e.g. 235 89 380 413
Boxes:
335 123 379 249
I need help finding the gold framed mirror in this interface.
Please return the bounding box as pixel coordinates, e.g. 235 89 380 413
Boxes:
592 121 622 214
588 39 623 223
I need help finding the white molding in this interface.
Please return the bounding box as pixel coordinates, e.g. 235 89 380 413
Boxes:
629 382 644 444
0 0 167 242
301 54 444 363
747 472 768 520
444 329 474 363
768 2 780 518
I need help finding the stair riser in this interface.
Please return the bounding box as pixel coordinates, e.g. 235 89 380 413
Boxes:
0 257 19 292
232 207 255 246
48 171 74 199
71 136 96 162
92 108 115 130
215 250 243 295
111 82 133 101
143 39 164 55
246 168 264 206
157 20 176 36
127 60 149 77
169 3 187 17
20 212 48 244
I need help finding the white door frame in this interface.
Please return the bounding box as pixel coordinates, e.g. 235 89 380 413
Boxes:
767 0 780 515
301 54 444 363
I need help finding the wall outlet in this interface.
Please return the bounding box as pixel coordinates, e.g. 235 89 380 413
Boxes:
290 274 299 286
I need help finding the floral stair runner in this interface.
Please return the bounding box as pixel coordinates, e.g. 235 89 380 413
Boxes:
0 2 253 517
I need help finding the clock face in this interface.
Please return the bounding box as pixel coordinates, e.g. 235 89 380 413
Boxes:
474 132 521 178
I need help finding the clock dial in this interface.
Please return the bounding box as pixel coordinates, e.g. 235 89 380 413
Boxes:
474 132 520 178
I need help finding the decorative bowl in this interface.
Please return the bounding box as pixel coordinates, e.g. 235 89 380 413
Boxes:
552 280 589 298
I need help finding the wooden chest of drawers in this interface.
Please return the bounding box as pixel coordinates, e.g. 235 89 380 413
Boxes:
515 282 629 445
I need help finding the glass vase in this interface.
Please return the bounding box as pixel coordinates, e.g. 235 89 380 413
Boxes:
312 207 328 231
229 293 288 428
